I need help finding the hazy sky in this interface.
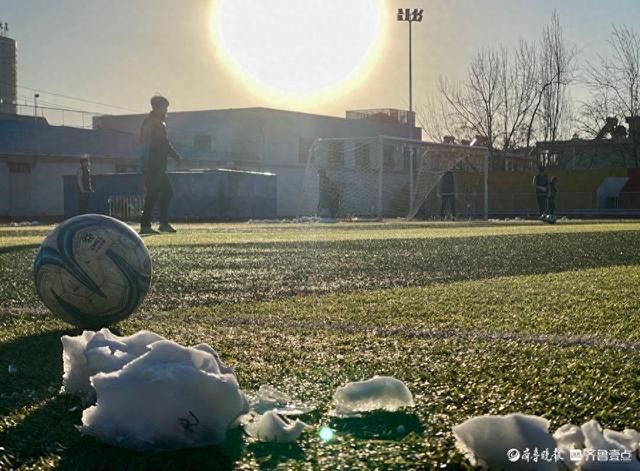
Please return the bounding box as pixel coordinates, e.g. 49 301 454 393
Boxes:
2 0 639 121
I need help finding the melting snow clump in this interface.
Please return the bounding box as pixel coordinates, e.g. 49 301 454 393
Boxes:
62 329 248 452
61 329 164 402
453 414 558 470
244 411 308 442
249 384 313 416
454 413 640 470
333 376 414 416
554 419 640 470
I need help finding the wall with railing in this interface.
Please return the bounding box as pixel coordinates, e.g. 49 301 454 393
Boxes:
1 103 102 129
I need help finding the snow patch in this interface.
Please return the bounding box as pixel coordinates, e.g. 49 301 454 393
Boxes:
244 411 308 443
554 419 640 470
61 328 164 402
332 376 414 417
79 340 248 452
248 385 313 416
453 414 557 470
454 414 640 470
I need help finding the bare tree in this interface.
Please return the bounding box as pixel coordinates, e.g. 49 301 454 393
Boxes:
583 24 640 165
439 47 504 150
585 25 640 117
417 91 460 143
538 10 577 142
419 11 576 158
500 40 539 150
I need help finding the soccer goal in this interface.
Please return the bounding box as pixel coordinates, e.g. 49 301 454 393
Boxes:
297 136 489 220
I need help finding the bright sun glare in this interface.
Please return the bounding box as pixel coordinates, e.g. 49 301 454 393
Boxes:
212 0 385 102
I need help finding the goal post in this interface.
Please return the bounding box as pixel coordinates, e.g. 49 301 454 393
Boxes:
297 135 489 220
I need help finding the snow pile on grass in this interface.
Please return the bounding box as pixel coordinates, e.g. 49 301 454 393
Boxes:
332 376 414 417
454 413 640 470
247 217 337 224
62 330 248 452
249 384 314 416
61 329 164 402
244 411 308 443
453 414 557 470
62 331 418 451
554 420 640 470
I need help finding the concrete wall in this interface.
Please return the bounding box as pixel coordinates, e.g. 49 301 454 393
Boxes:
0 155 122 219
0 160 8 215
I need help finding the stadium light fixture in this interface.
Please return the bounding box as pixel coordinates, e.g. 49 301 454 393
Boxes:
397 8 423 212
34 93 40 119
396 8 423 135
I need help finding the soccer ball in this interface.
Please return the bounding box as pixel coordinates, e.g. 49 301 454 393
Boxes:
544 214 557 224
33 214 152 328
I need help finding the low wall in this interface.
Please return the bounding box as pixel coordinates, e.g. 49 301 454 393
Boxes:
63 169 277 221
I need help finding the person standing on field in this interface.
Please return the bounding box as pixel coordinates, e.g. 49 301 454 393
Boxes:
76 155 93 215
547 176 558 216
533 166 549 218
439 170 456 220
139 95 183 234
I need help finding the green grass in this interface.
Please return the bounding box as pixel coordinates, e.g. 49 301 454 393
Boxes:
1 221 640 469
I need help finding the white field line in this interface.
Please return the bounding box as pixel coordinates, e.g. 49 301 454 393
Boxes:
216 317 640 352
3 309 638 351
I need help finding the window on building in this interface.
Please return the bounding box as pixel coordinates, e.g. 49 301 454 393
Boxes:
383 145 395 170
194 134 212 152
355 143 370 168
402 146 412 170
327 140 345 167
8 162 31 173
298 137 316 164
115 164 138 173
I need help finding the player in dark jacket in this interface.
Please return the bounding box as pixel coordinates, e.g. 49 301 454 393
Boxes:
439 170 456 220
533 166 549 218
139 95 183 234
547 176 558 216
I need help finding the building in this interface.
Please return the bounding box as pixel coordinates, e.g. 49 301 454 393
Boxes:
535 116 640 170
94 107 422 217
0 26 17 115
0 114 138 219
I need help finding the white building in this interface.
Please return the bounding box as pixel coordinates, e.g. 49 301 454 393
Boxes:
0 115 138 219
94 107 421 217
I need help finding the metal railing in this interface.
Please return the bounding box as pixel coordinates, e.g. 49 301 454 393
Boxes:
107 195 145 221
2 103 103 129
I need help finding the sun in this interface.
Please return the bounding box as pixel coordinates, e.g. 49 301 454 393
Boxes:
212 0 385 102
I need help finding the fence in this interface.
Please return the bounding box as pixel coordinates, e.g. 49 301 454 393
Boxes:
5 103 103 129
108 195 145 221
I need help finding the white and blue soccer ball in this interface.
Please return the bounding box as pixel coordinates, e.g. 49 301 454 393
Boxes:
544 214 557 224
34 215 152 328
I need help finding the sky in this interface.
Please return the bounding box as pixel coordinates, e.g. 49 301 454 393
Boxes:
1 0 640 124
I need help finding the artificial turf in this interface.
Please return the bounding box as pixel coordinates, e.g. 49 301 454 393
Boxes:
1 221 639 469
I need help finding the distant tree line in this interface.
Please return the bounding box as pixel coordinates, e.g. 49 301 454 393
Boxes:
419 11 640 155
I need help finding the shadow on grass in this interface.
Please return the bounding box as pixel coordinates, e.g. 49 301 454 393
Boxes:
0 330 246 470
331 410 423 440
0 243 40 255
248 441 305 469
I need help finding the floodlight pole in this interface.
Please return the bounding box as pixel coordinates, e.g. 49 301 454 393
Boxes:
397 8 423 217
34 93 40 119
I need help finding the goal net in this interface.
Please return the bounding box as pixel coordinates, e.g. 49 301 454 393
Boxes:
297 136 489 220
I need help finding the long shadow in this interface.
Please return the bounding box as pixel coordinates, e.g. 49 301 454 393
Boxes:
143 229 640 311
0 331 245 470
248 441 305 470
0 243 40 255
3 230 640 313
